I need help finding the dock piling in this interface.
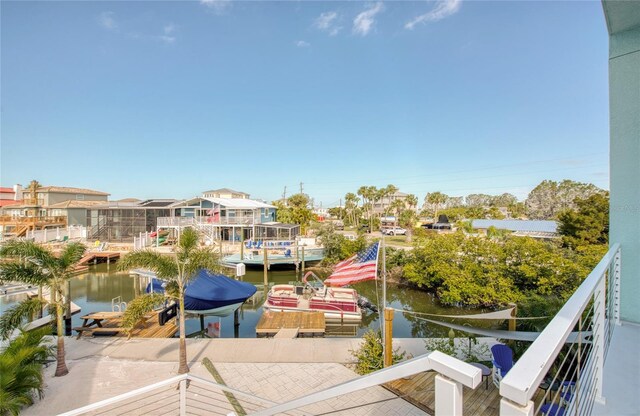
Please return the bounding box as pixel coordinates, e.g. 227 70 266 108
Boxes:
263 247 269 287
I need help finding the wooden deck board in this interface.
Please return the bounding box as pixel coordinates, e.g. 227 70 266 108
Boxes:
385 370 503 416
256 311 325 337
75 310 177 339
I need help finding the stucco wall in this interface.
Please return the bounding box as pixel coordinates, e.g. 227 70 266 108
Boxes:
609 27 640 323
47 192 108 205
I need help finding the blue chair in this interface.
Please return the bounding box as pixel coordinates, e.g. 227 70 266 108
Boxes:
284 249 292 257
560 381 575 405
245 240 252 249
255 241 262 249
491 344 514 387
540 403 565 416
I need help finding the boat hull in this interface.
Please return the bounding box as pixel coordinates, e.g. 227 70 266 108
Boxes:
185 302 244 317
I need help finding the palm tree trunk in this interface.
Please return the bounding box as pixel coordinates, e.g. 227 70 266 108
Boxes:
54 298 69 376
177 289 189 374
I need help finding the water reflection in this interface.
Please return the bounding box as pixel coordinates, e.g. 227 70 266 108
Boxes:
1 264 503 338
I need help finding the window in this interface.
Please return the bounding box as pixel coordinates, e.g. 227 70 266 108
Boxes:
76 194 85 200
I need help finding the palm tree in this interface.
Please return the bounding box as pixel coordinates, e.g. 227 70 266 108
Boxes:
117 227 220 374
425 191 448 222
0 241 86 377
344 192 360 226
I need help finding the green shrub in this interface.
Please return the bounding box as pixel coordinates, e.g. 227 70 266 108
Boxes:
351 330 407 375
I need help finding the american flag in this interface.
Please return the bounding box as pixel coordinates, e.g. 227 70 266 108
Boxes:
324 242 380 287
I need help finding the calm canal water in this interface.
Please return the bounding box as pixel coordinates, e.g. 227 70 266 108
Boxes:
1 264 504 338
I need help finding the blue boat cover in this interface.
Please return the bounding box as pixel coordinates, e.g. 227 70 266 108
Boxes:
146 269 257 311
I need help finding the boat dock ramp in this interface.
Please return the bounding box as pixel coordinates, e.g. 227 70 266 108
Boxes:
78 251 120 266
256 311 325 338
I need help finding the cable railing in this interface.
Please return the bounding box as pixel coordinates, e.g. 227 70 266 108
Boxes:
499 244 621 416
58 374 280 416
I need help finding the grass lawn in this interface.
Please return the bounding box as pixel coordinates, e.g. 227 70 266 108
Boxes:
385 235 412 247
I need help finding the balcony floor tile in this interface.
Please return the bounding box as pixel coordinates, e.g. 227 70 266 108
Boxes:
593 321 640 415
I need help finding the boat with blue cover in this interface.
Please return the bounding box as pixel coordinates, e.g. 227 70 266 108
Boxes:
147 269 257 317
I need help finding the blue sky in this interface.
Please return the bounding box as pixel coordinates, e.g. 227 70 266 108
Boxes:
1 1 609 206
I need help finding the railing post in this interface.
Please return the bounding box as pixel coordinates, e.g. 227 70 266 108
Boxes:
435 374 463 416
499 398 534 415
179 378 187 416
595 274 606 404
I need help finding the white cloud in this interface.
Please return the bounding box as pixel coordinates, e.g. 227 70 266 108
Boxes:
314 11 342 36
159 23 178 44
353 2 384 37
99 11 118 31
405 0 462 30
200 0 231 15
296 40 310 48
164 23 176 35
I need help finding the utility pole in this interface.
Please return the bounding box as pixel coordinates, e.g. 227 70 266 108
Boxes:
299 182 303 194
282 186 287 203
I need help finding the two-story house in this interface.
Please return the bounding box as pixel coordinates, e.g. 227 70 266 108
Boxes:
158 189 299 243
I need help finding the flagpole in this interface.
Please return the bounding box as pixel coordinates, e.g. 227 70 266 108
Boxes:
381 234 386 366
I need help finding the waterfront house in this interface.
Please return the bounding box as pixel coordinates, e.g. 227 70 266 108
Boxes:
0 185 22 208
0 184 109 238
202 188 250 199
158 192 300 243
86 199 176 242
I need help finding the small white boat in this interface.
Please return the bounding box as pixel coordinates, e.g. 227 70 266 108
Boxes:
263 272 362 322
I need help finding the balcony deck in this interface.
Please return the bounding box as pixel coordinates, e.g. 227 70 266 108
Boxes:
386 369 548 415
593 321 640 415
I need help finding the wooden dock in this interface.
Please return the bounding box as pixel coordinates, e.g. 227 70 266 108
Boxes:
74 309 178 339
256 311 325 338
78 252 120 266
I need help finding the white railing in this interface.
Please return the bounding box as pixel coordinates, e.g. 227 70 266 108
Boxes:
59 373 278 416
26 226 87 243
60 351 481 416
157 217 195 227
157 216 259 227
252 350 480 415
499 243 621 415
133 231 152 250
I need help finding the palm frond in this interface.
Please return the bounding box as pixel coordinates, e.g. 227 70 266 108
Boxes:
0 328 50 414
0 262 50 286
177 227 200 255
0 298 48 341
57 243 87 270
183 248 223 279
117 250 178 279
121 293 165 333
0 240 52 263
